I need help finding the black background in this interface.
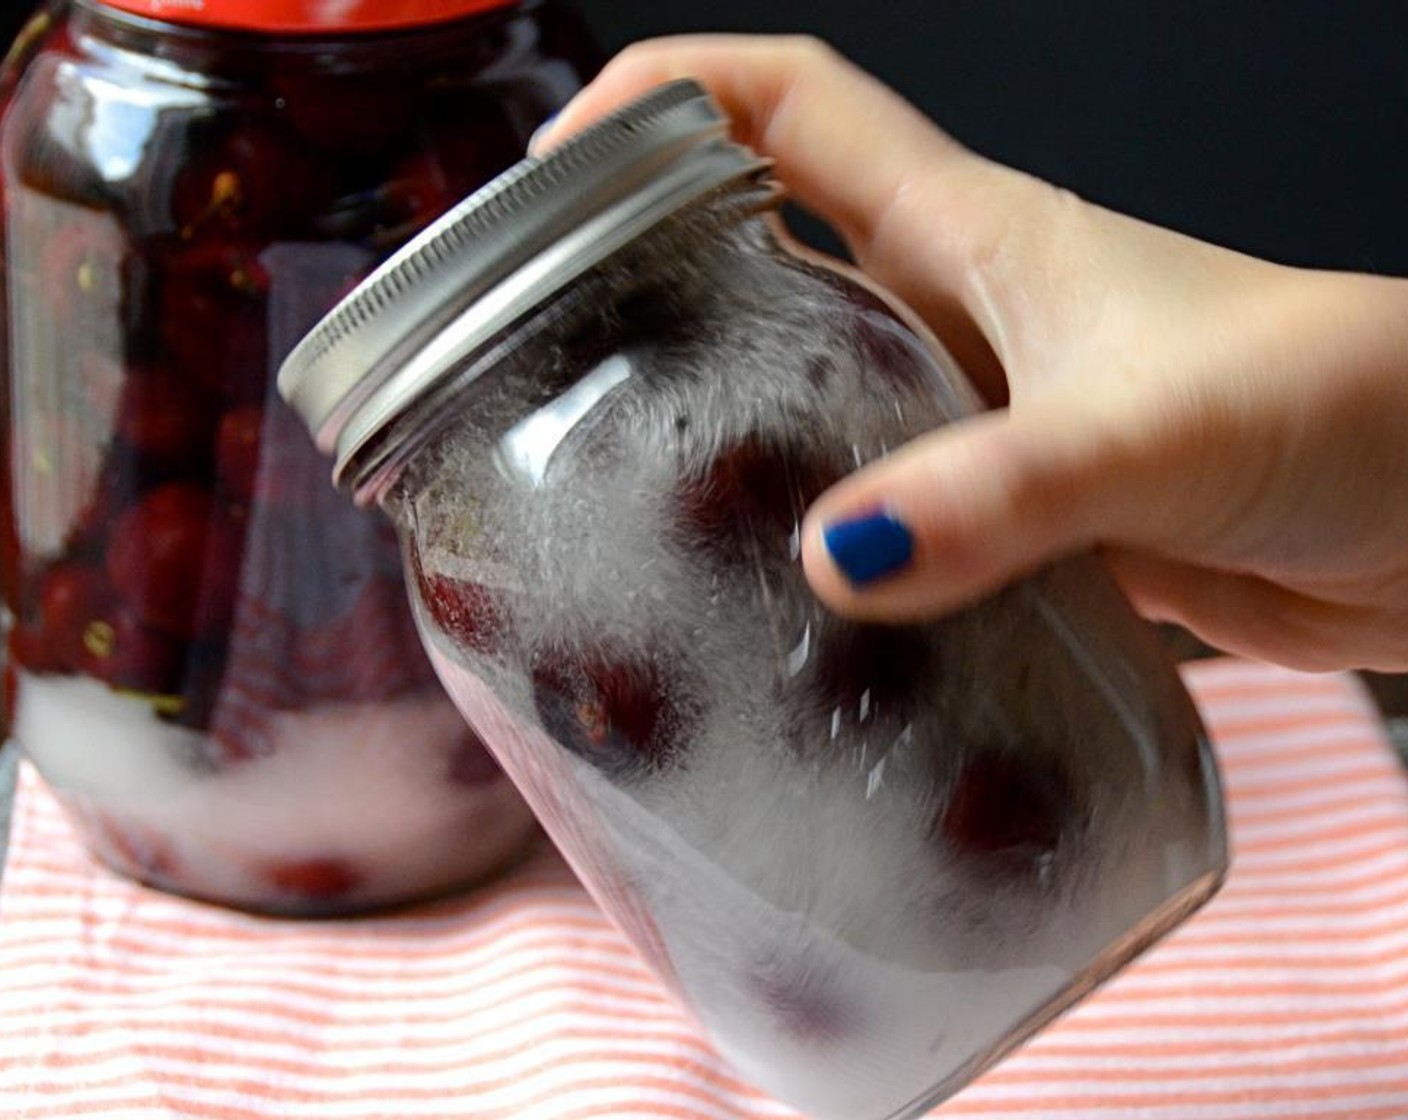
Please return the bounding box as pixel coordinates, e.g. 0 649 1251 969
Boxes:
577 1 1408 275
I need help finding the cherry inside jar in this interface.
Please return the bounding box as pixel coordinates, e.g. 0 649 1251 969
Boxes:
279 83 1229 1116
0 0 601 914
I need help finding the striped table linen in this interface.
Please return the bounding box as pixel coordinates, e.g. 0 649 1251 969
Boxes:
1 657 1407 1120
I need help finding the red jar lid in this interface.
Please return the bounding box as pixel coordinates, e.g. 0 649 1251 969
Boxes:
92 0 518 34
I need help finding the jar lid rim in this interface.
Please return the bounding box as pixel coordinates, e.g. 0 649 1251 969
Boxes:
277 79 771 501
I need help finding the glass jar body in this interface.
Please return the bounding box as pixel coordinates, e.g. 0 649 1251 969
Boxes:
0 1 600 914
391 201 1228 1117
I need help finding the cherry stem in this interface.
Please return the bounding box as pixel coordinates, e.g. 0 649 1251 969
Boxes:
181 170 242 240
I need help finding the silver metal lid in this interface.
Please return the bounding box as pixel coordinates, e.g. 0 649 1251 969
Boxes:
276 79 771 497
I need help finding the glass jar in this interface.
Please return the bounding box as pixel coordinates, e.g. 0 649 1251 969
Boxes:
283 82 1228 1116
0 0 601 914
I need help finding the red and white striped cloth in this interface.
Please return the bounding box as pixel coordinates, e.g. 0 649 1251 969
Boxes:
2 657 1407 1120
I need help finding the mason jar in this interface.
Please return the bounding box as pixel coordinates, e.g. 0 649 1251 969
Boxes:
0 0 600 914
281 81 1228 1115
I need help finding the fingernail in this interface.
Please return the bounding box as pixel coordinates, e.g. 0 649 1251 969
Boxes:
823 512 914 586
527 111 561 155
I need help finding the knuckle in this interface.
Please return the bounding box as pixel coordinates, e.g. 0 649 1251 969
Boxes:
955 172 1088 297
782 35 842 71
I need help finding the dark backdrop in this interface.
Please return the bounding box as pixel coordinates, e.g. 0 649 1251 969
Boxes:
577 1 1408 275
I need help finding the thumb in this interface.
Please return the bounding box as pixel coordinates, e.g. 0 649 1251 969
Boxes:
799 381 1228 621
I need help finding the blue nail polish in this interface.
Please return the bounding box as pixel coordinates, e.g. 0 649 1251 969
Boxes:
823 512 914 586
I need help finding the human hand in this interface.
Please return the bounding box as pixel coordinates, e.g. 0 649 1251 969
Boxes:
536 36 1408 672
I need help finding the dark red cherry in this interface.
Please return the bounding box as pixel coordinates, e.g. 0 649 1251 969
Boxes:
751 955 850 1043
106 486 208 634
215 406 263 503
163 241 270 300
329 91 525 244
117 369 213 466
75 608 182 694
420 90 528 190
39 562 117 668
941 752 1068 873
798 620 931 724
376 148 459 238
106 484 243 639
530 649 686 777
193 506 246 640
172 124 334 240
8 622 62 674
63 450 143 562
264 857 361 900
814 268 958 398
412 553 506 657
158 243 270 404
273 74 417 157
676 435 841 558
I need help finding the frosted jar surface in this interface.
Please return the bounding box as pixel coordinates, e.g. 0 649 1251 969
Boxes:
393 213 1225 1118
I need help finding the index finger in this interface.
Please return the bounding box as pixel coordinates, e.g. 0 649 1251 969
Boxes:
534 35 1014 400
535 35 974 270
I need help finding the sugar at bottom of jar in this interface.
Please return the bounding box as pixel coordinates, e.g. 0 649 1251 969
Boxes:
12 670 536 909
421 639 1086 1120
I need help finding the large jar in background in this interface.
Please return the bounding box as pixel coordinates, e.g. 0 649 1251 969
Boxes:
0 0 601 914
280 83 1229 1117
